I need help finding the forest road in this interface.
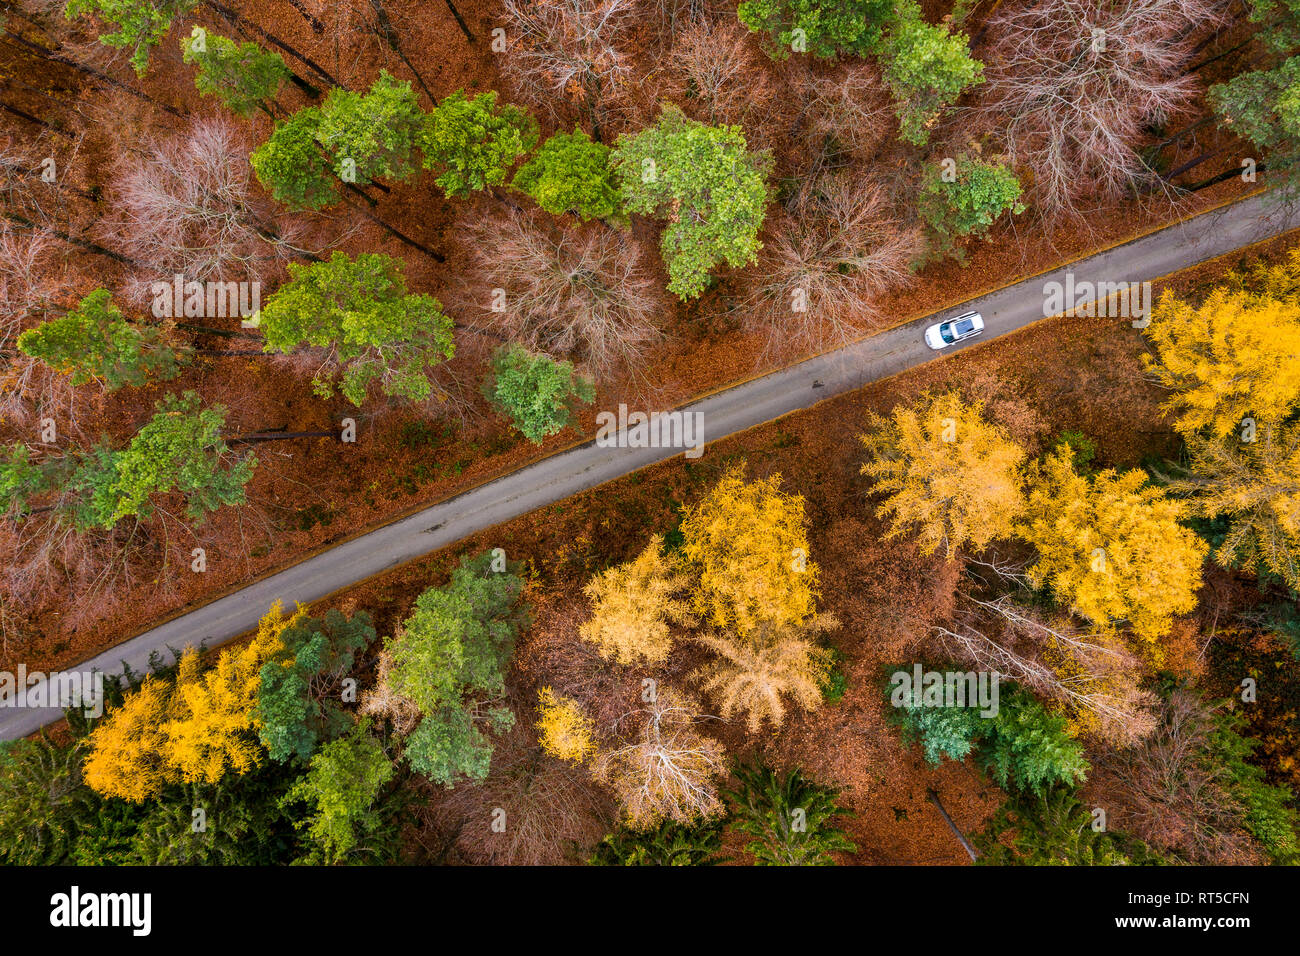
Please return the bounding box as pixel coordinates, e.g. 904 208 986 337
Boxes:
3 189 1297 740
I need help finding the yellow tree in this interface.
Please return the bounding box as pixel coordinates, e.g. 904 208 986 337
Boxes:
83 676 177 801
1164 423 1300 588
536 687 596 763
579 534 694 665
162 602 301 784
692 616 835 732
1142 287 1300 439
680 466 817 636
860 390 1026 556
1020 448 1206 643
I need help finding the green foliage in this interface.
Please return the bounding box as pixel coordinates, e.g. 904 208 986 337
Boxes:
881 8 983 146
1213 710 1300 864
0 737 87 865
250 108 338 211
725 763 856 865
613 106 770 300
918 154 1023 261
64 0 197 76
512 129 621 220
820 647 848 704
316 71 424 187
975 787 1163 865
419 90 538 198
254 609 377 763
1208 1 1300 187
484 344 595 444
1053 430 1098 472
181 30 288 116
387 551 530 786
89 391 255 529
17 289 183 389
589 817 726 865
736 0 895 59
285 719 395 864
889 679 1089 795
259 252 455 405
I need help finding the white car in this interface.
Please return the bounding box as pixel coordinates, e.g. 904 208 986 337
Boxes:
924 311 984 350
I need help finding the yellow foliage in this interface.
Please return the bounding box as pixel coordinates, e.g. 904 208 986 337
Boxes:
83 602 303 800
535 687 596 763
579 534 693 665
1020 448 1207 643
1167 423 1300 588
860 391 1026 555
679 465 817 636
82 676 176 802
691 617 835 732
1143 286 1300 439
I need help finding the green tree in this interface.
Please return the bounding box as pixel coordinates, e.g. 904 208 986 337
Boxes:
737 0 895 59
483 344 595 443
881 8 983 146
181 30 289 116
975 787 1158 865
419 90 538 198
889 680 1089 795
259 252 455 405
512 129 621 220
87 391 255 529
254 609 377 763
384 552 530 786
316 71 424 187
725 763 856 865
284 720 396 864
589 818 726 865
1208 1 1300 186
0 737 87 865
17 289 183 390
64 0 198 75
613 106 770 300
249 108 339 211
918 153 1024 262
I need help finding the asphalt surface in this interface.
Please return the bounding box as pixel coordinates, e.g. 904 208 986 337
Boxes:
3 190 1297 739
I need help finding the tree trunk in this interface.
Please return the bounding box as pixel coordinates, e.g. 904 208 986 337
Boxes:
369 0 437 104
926 788 979 862
442 0 476 42
204 0 346 90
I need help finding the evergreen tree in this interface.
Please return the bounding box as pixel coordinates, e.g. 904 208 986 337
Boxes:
725 763 856 865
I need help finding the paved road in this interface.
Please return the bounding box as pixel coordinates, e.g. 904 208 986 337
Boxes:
4 190 1297 739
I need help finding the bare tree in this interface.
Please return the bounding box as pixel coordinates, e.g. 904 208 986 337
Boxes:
934 592 1157 747
439 718 616 865
460 209 661 380
792 60 895 165
500 0 636 139
979 0 1226 223
108 117 310 305
662 16 777 143
742 172 920 360
591 685 727 829
1093 688 1263 865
